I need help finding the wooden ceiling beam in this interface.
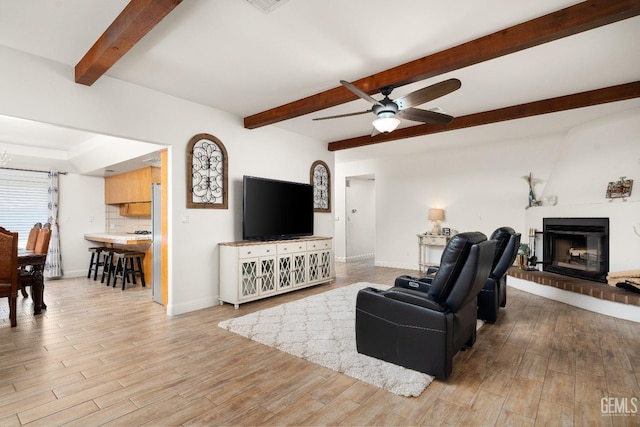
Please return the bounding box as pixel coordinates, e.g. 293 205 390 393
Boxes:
75 0 183 86
327 81 640 151
244 0 640 129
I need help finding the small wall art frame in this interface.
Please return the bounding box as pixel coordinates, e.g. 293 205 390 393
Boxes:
605 176 633 200
310 160 331 212
186 133 228 209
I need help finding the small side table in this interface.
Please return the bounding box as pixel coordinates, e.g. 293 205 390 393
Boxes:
417 234 450 274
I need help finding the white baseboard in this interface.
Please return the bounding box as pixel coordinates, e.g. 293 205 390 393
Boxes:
167 297 220 316
374 260 417 270
335 254 376 263
507 276 640 323
54 270 87 279
345 253 375 262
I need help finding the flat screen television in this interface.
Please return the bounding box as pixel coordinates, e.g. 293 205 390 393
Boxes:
243 175 314 241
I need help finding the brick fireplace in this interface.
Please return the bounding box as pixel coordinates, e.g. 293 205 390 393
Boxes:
508 217 639 319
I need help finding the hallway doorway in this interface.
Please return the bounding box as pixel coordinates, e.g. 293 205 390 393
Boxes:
345 175 375 263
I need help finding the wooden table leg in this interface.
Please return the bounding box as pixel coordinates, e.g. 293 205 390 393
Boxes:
31 267 46 315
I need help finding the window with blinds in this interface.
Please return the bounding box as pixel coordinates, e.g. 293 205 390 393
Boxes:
0 169 49 247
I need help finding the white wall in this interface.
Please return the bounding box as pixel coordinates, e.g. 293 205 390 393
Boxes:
58 173 105 277
336 131 561 269
0 46 334 315
335 109 640 272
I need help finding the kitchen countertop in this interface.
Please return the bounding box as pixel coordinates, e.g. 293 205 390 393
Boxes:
84 233 152 245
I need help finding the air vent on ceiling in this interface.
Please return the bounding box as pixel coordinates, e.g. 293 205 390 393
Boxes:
245 0 289 14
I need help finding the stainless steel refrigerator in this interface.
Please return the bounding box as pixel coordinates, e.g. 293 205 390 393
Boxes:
151 183 162 304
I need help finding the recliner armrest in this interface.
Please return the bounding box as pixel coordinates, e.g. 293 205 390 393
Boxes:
384 288 446 312
394 275 432 293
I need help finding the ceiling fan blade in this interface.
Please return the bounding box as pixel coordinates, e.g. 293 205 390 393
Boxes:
312 110 371 121
399 108 454 124
340 80 383 106
394 78 461 110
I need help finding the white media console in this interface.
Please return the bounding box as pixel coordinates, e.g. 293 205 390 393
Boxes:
219 236 334 308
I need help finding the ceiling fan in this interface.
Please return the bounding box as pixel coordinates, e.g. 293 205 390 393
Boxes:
313 78 461 135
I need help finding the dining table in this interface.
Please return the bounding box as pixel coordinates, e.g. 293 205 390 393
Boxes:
18 249 47 315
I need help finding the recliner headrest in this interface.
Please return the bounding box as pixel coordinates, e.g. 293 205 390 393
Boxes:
491 231 521 279
489 227 516 270
445 239 496 311
428 231 487 303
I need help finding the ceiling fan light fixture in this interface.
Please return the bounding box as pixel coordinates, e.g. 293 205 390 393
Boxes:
372 117 400 133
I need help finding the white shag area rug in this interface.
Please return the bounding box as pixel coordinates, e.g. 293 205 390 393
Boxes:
218 282 482 397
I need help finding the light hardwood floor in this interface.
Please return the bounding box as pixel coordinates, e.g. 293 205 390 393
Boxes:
0 260 639 426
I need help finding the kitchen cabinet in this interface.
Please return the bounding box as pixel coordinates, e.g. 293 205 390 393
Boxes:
119 202 152 217
105 166 161 204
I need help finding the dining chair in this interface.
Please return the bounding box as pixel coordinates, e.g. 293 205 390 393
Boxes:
20 226 51 299
20 222 42 289
34 227 51 255
0 226 20 327
25 222 42 251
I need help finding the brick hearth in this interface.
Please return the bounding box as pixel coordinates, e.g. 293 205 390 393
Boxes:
507 267 640 307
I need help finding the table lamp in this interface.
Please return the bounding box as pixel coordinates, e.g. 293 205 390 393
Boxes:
428 208 445 235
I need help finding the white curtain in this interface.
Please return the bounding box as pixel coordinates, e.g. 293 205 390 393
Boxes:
45 170 62 278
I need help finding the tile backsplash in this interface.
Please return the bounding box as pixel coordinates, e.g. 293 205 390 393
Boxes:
105 205 152 233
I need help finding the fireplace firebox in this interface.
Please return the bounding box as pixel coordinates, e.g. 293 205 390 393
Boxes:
543 217 609 283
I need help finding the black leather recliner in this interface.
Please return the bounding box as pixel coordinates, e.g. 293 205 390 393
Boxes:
477 227 521 323
355 232 495 380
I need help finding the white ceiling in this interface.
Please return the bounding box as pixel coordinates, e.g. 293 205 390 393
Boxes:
0 0 639 174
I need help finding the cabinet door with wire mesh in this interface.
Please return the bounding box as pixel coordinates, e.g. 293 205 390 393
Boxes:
277 255 293 291
259 257 276 294
292 253 307 286
239 259 259 299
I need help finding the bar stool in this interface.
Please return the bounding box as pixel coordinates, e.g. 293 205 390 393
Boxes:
101 248 124 286
87 246 108 281
111 251 146 290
